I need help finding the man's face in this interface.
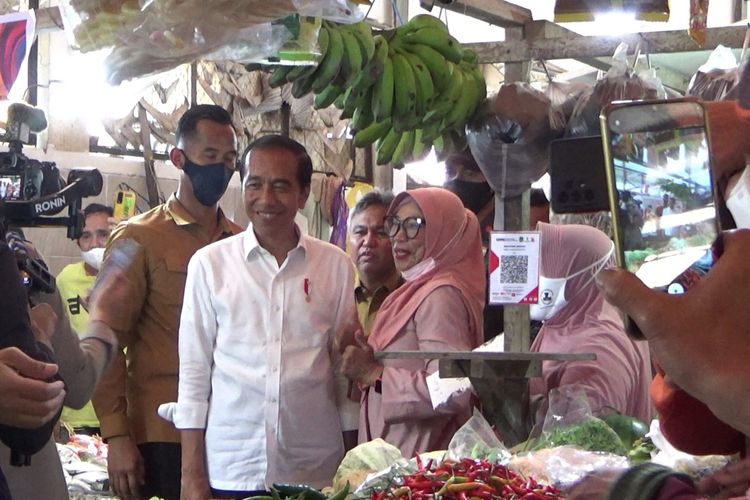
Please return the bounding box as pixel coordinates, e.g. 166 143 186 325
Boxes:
243 147 309 236
349 205 396 282
173 119 238 170
78 212 111 251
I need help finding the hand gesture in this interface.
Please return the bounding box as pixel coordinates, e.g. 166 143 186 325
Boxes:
341 330 383 387
0 347 65 428
596 229 750 435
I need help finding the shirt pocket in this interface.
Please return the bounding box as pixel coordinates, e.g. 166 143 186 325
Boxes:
154 252 192 307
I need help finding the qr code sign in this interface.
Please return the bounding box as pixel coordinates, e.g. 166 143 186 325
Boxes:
500 255 528 284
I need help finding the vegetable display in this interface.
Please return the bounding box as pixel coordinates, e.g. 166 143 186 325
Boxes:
533 419 628 456
365 457 562 500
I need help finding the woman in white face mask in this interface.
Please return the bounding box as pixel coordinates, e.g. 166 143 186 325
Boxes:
341 188 486 458
529 222 653 425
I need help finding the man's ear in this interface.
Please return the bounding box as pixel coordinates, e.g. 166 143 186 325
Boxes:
299 185 311 210
169 148 184 170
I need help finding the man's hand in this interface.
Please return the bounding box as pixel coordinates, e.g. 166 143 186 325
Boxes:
106 435 145 500
29 302 58 348
698 458 750 499
180 474 212 500
0 347 65 428
596 229 750 435
341 330 383 387
181 429 212 500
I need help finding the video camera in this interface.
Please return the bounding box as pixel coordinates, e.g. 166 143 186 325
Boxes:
0 102 103 293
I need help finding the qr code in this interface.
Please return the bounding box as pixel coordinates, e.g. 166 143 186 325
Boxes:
500 255 528 284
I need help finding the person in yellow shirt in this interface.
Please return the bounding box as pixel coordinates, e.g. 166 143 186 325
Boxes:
56 202 114 435
348 191 403 337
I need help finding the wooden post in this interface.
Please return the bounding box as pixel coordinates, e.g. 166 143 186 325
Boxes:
190 62 198 107
138 103 161 208
500 26 531 353
280 101 291 138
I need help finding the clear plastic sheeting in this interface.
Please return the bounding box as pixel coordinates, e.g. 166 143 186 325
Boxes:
58 0 365 84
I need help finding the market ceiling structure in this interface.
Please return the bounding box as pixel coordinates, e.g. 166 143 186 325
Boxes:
427 0 747 93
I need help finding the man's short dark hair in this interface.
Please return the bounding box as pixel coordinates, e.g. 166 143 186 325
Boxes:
350 190 395 221
175 104 234 147
83 203 114 218
241 135 313 190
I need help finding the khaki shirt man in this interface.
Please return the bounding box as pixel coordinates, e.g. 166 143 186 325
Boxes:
92 104 242 500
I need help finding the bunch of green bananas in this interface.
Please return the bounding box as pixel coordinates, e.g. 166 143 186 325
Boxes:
268 15 486 167
364 15 486 166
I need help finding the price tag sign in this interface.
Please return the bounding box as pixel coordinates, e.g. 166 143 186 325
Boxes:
488 231 540 305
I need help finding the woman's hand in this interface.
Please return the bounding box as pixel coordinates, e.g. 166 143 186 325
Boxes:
341 330 383 387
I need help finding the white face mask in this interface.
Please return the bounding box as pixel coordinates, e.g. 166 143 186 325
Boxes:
530 243 614 322
401 257 436 282
81 247 105 271
726 165 750 229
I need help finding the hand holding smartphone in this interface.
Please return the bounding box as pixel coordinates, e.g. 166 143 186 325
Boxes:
600 99 721 338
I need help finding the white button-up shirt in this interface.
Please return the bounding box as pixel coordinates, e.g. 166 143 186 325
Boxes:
174 227 358 491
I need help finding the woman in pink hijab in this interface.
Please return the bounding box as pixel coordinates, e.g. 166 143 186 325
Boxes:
341 187 485 458
529 222 652 424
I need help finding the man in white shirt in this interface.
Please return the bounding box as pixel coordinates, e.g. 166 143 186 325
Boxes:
173 135 359 499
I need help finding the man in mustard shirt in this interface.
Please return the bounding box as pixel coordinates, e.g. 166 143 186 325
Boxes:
348 191 403 337
56 203 114 435
344 191 402 450
91 105 243 500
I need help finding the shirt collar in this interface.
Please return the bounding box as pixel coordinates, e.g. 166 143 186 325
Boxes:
166 193 236 235
355 272 404 301
243 223 306 260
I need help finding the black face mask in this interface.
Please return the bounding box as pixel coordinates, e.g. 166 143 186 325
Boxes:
182 156 234 207
444 178 494 215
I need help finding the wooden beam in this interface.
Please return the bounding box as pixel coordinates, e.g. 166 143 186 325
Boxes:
435 0 531 28
470 25 749 64
524 20 690 92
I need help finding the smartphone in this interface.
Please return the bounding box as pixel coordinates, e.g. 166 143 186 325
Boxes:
113 190 137 221
601 99 720 338
549 135 609 213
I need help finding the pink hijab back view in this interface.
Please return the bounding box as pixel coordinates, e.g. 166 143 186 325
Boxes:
529 222 653 424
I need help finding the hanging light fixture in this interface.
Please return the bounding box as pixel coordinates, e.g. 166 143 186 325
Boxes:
553 0 670 23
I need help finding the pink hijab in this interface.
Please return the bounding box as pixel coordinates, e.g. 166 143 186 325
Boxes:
368 188 486 351
530 222 652 422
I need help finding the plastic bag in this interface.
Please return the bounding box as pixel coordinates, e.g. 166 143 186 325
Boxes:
535 385 627 456
58 0 365 84
467 84 553 200
687 45 740 101
648 420 737 483
509 445 629 490
565 43 665 138
352 459 417 497
446 409 512 464
689 0 709 47
332 439 405 492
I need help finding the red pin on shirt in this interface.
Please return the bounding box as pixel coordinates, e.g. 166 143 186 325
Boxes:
304 278 311 303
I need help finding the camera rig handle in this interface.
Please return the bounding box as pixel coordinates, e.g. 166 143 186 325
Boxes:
0 168 103 239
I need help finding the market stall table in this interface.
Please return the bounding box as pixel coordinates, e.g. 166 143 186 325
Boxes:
374 351 596 447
